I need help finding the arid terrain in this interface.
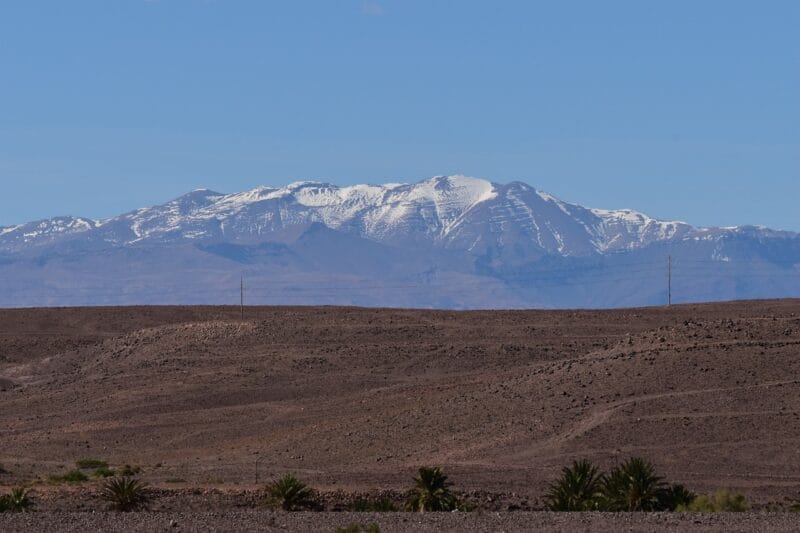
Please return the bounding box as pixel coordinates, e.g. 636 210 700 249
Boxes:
2 301 800 530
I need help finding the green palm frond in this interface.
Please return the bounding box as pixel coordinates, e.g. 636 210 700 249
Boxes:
544 459 605 511
266 473 314 511
406 466 458 512
601 457 665 511
1 487 34 513
100 476 149 511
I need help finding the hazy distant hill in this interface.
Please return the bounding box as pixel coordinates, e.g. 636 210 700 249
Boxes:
1 175 799 308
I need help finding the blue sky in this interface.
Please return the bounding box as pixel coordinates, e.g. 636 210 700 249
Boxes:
1 1 798 229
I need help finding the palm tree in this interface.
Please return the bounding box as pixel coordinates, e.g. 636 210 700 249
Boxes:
657 483 696 511
601 457 665 511
266 473 314 511
100 477 149 511
1 487 34 513
5 487 34 512
406 466 457 512
544 459 605 511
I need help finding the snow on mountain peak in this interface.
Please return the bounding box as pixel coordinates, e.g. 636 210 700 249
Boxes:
180 176 501 241
428 174 496 201
2 175 783 258
0 224 21 236
2 176 798 309
588 207 690 250
0 216 99 251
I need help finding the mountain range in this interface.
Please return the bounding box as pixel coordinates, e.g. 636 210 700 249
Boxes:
2 175 799 308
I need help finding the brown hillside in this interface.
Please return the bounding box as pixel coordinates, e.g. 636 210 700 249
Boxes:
1 301 799 505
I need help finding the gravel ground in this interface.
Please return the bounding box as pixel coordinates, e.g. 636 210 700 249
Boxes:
3 511 800 532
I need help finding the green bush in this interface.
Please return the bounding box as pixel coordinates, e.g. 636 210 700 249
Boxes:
406 466 458 512
76 459 108 469
266 473 314 511
49 470 89 483
0 487 34 513
94 466 116 478
336 524 380 533
100 477 149 511
544 459 605 511
677 489 749 512
351 497 398 512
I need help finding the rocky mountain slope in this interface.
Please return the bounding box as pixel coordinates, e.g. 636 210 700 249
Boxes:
1 176 798 308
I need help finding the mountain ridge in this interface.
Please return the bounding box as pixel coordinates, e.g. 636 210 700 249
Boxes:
1 175 798 308
0 175 759 252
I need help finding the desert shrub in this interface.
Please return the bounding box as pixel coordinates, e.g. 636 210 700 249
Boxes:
351 496 398 512
8 488 33 511
0 487 34 513
657 483 696 511
49 470 89 483
336 524 380 533
120 465 141 476
677 489 749 512
266 473 313 511
94 466 116 478
600 457 666 511
544 459 605 511
406 466 458 512
100 476 149 511
454 499 476 512
76 459 108 469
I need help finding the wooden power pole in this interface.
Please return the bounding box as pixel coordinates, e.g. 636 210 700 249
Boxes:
668 255 672 306
240 276 244 320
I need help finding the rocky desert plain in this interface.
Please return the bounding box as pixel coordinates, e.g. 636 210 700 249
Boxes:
2 300 800 531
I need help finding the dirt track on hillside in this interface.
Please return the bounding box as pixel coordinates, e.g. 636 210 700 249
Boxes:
1 301 800 510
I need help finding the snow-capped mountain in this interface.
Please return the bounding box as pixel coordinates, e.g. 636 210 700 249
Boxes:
1 175 798 308
0 175 715 252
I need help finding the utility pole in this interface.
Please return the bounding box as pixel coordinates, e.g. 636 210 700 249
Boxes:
240 275 244 320
668 255 672 306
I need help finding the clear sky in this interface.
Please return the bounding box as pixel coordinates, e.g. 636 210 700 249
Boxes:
1 1 798 229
